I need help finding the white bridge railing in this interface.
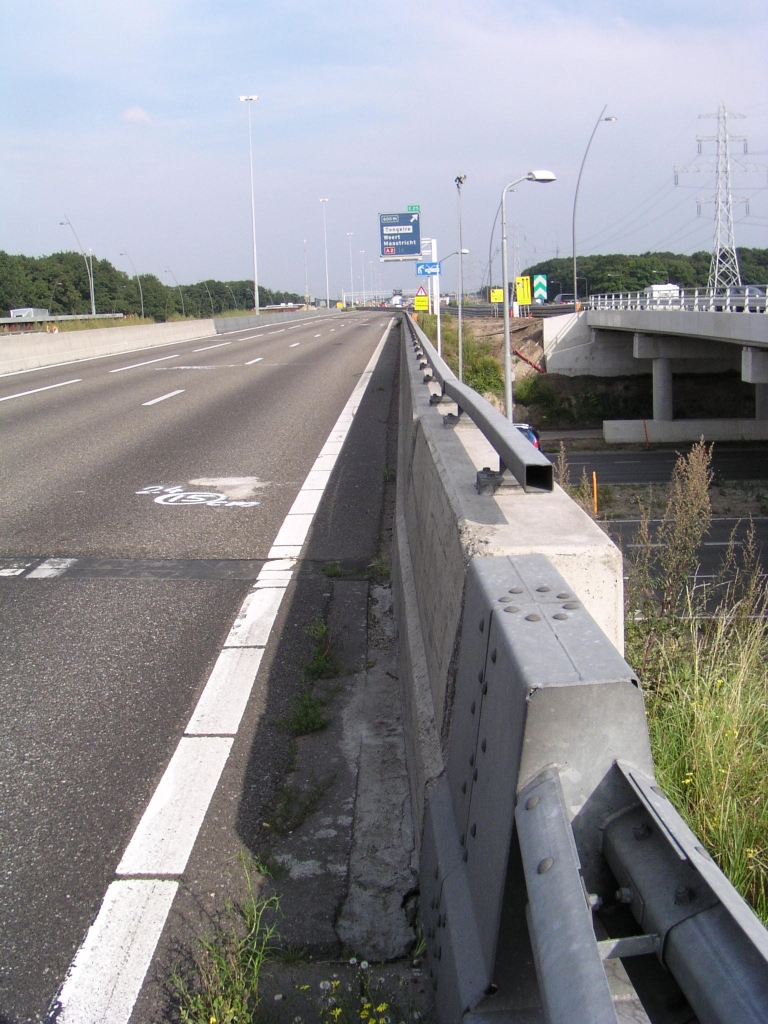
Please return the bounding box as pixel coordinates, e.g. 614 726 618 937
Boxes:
590 286 768 313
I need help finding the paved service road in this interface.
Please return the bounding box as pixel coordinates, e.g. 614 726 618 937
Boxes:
0 312 392 1022
565 446 768 484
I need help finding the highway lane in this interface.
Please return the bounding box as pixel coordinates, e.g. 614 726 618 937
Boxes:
565 445 768 484
0 311 391 1022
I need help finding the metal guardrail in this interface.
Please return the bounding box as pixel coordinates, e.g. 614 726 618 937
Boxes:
421 554 768 1024
403 314 553 493
590 287 768 313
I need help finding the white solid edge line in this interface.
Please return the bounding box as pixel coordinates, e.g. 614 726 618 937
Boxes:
116 737 233 876
53 879 178 1024
142 389 185 406
109 354 180 373
193 341 232 352
55 314 394 1021
0 378 82 402
186 648 265 735
245 357 264 365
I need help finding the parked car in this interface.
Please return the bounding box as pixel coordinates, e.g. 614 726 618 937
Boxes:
516 423 540 449
552 293 575 305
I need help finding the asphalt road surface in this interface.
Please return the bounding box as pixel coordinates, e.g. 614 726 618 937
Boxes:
565 446 768 484
0 311 393 1023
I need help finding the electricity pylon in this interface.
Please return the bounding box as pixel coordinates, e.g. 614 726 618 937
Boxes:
674 102 761 292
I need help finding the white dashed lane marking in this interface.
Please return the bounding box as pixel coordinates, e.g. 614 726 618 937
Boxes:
193 342 231 353
142 390 185 407
0 379 82 403
245 357 264 365
289 342 300 348
110 355 179 373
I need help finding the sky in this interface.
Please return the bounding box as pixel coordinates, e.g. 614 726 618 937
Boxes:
2 0 767 301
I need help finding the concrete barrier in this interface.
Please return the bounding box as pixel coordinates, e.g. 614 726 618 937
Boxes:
0 319 216 375
392 317 624 832
604 417 768 443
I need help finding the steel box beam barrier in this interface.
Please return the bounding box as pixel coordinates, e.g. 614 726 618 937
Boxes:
420 555 768 1024
404 315 553 493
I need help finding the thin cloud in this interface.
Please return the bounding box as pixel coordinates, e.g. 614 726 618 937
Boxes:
122 106 152 124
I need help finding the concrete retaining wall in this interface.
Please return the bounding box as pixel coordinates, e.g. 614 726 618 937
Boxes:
0 319 215 375
392 316 625 835
543 312 649 376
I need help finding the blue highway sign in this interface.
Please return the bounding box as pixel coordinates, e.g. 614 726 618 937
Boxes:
416 262 442 276
379 212 421 260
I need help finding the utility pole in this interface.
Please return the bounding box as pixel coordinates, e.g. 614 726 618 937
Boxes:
455 174 467 382
674 102 763 292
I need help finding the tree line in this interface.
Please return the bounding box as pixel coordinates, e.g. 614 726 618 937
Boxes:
0 250 304 321
518 248 768 297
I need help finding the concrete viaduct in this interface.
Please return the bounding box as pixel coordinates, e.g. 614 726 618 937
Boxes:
543 306 768 442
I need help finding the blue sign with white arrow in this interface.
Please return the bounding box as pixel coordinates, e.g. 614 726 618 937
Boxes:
416 262 442 276
379 212 421 259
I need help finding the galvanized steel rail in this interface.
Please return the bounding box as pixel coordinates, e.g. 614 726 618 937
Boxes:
591 286 768 313
403 314 553 493
421 554 768 1024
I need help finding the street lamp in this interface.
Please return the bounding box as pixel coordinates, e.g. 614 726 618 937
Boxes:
455 174 467 381
319 199 330 309
239 95 260 314
346 232 354 307
60 216 96 315
572 106 617 308
119 248 144 318
164 267 185 317
368 260 374 303
501 170 557 422
359 250 366 305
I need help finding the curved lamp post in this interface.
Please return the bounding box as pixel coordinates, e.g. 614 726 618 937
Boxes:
60 217 96 315
502 170 557 422
119 249 144 318
164 267 185 317
572 106 617 308
239 95 260 313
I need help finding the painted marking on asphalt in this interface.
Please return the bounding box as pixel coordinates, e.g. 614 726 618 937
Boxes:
246 356 264 365
268 329 286 335
116 737 233 876
109 355 180 373
142 390 185 406
0 378 82 403
223 586 287 647
135 484 260 507
239 333 264 340
54 316 395 1022
289 342 300 348
52 879 178 1023
193 341 231 352
186 648 265 735
26 557 77 579
314 333 322 337
0 560 35 577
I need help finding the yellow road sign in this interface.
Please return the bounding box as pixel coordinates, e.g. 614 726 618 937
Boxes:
490 288 504 303
515 276 532 305
414 295 429 311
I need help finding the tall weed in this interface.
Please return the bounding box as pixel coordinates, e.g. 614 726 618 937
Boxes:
625 442 768 922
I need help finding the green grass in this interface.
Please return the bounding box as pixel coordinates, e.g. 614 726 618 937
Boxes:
418 313 504 396
304 619 339 680
268 774 334 834
173 855 280 1023
279 691 329 736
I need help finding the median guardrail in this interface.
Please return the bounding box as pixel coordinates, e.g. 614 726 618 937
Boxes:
404 315 553 493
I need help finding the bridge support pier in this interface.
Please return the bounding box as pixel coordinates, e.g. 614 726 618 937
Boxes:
652 357 673 421
743 348 768 420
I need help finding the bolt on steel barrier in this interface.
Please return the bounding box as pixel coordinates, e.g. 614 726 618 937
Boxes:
420 554 768 1024
403 314 553 493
